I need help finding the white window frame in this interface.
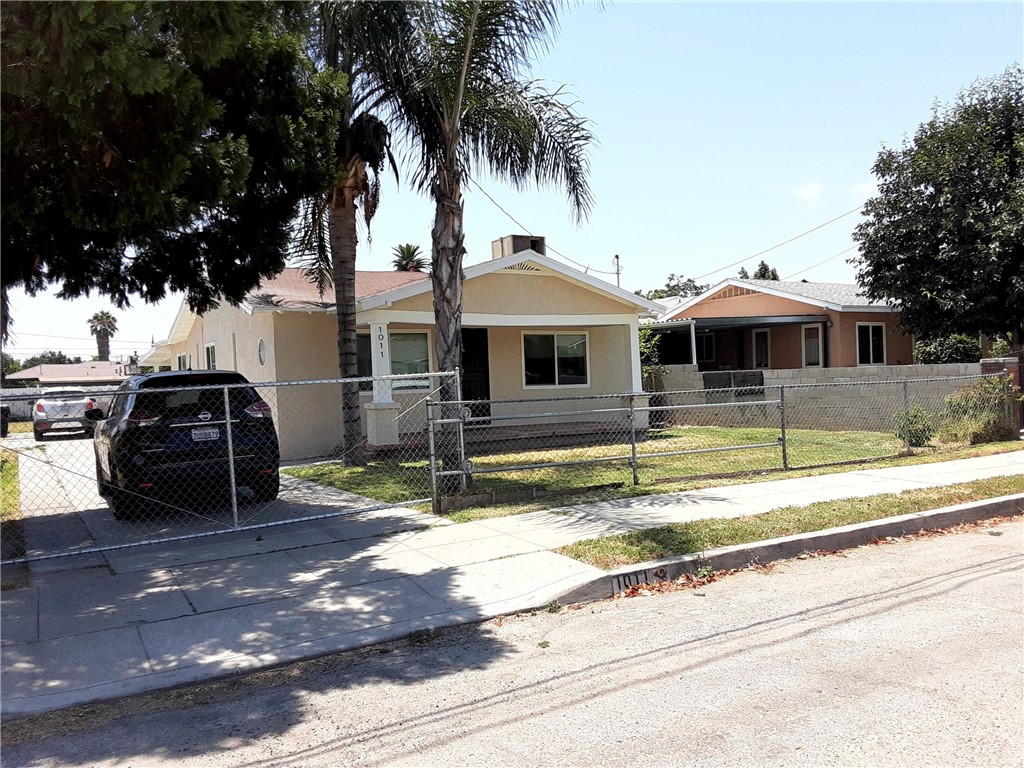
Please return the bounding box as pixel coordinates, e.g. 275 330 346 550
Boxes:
257 338 267 367
753 328 771 369
204 343 217 370
176 353 188 371
856 322 886 366
521 331 591 389
695 333 715 363
802 324 823 368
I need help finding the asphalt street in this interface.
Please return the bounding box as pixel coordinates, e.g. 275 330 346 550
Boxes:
3 516 1021 768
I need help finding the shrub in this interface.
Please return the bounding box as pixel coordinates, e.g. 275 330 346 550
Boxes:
893 403 935 447
937 376 1018 444
914 334 981 364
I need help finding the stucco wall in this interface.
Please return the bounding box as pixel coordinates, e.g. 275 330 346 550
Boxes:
685 291 821 318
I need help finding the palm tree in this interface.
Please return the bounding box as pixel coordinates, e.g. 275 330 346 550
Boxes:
88 311 117 362
292 1 414 465
391 243 428 271
394 0 594 484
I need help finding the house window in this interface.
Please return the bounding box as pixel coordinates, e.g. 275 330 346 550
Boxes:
176 353 188 371
753 329 770 369
802 325 822 368
523 332 589 387
258 338 267 367
857 323 886 366
696 333 715 363
204 343 217 370
356 332 431 389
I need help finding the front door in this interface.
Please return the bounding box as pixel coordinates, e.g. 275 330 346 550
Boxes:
461 328 491 421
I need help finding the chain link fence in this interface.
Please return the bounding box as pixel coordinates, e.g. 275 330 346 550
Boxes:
1 372 454 564
424 372 1018 512
2 370 1016 563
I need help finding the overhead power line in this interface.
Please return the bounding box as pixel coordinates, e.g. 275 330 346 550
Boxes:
782 245 858 281
469 178 618 276
693 204 865 281
7 332 153 344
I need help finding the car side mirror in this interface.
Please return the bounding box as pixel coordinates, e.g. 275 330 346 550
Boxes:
85 408 104 422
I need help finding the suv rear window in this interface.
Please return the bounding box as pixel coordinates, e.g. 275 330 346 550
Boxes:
135 374 260 416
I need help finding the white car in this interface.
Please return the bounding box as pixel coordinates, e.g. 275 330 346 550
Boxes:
32 388 101 441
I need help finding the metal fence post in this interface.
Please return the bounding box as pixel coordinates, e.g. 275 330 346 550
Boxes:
223 385 239 529
426 397 439 516
778 385 789 470
628 394 639 486
902 379 911 453
1002 368 1012 431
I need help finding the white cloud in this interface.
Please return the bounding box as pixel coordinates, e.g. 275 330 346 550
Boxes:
848 181 878 200
792 182 825 208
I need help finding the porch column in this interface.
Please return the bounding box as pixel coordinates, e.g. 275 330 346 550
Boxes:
629 321 643 393
369 322 394 404
690 323 698 368
365 321 402 447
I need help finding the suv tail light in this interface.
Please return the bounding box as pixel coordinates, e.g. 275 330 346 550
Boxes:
87 399 96 410
35 402 44 414
126 409 160 428
244 400 273 419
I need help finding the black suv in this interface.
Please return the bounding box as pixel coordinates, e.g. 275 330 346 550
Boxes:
94 371 280 519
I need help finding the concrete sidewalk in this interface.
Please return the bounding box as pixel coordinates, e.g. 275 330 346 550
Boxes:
2 451 1021 717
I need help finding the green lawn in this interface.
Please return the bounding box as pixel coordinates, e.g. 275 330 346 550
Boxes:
283 423 1020 523
1 449 20 522
557 474 1024 570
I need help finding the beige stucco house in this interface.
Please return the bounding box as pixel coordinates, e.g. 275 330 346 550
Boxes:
142 238 662 460
650 278 912 372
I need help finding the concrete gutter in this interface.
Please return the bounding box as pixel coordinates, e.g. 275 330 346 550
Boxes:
555 493 1024 605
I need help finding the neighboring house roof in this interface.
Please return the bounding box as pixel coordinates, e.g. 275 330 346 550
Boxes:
5 361 129 384
659 278 894 321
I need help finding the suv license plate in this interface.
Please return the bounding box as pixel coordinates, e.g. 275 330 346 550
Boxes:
191 427 219 442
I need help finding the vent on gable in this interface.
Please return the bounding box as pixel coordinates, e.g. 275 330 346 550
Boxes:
500 263 542 272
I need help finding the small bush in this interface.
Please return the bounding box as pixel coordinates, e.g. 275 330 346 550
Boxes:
914 334 981 364
893 404 935 447
938 377 1018 444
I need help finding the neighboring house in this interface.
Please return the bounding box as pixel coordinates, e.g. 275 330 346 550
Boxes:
142 237 662 460
649 278 912 372
4 361 131 387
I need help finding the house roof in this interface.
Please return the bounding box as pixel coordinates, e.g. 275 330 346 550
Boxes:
660 278 894 321
5 360 130 384
244 269 429 310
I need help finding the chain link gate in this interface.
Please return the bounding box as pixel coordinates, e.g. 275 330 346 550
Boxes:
0 371 456 564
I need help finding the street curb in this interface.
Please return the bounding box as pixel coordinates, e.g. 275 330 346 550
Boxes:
553 493 1024 605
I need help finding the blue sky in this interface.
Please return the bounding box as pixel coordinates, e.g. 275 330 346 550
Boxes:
4 1 1022 363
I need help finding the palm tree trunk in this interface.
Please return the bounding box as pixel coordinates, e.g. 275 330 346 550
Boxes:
431 165 467 491
97 333 110 362
329 196 365 466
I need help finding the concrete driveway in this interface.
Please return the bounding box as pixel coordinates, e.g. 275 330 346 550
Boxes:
2 433 399 562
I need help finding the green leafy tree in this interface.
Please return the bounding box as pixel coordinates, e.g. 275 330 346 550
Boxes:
737 267 750 279
21 351 83 368
852 65 1024 343
391 244 428 272
1 352 21 376
639 274 708 300
1 2 329 342
398 0 594 396
752 260 779 280
87 311 118 362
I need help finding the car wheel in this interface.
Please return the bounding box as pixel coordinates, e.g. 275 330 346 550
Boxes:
95 454 110 497
109 489 140 521
33 427 44 442
251 473 280 503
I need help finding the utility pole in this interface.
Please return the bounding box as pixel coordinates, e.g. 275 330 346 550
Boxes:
613 254 621 288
